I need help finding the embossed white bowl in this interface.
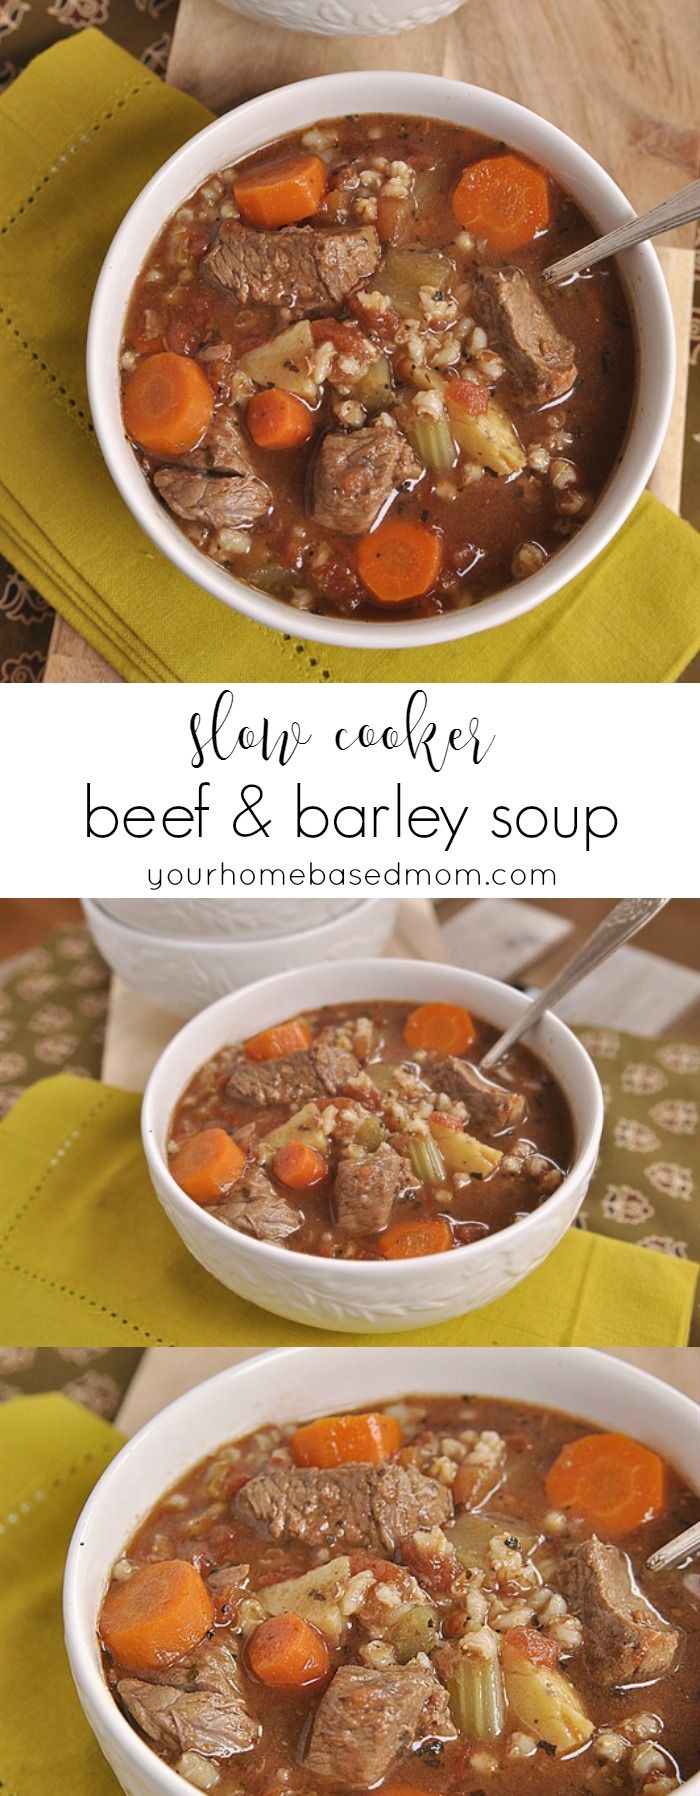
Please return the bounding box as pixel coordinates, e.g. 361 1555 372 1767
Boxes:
215 0 468 37
64 1348 700 1796
98 897 353 939
142 958 603 1331
88 73 674 654
82 897 398 1018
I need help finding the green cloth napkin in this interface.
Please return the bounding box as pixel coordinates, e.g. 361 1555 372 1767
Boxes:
1 30 699 684
0 1392 124 1796
0 1074 696 1347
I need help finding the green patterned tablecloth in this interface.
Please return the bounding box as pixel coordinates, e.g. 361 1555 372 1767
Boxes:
0 1345 141 1415
0 924 110 1118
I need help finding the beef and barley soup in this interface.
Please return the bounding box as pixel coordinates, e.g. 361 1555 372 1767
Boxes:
167 1000 573 1258
99 1393 700 1793
120 114 636 620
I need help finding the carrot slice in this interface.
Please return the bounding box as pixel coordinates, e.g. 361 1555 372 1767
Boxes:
291 1411 403 1468
545 1432 667 1537
122 352 213 456
170 1127 246 1204
445 376 489 417
247 1612 330 1688
356 520 442 605
246 387 315 450
234 154 326 229
381 1217 453 1260
100 1559 214 1674
272 1141 328 1190
403 1001 476 1055
452 152 551 251
245 1018 312 1062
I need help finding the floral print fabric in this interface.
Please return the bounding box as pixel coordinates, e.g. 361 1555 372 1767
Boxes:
0 924 110 1117
0 1345 141 1414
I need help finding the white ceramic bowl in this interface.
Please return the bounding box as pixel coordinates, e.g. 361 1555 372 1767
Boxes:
83 897 397 1018
88 73 674 654
98 896 355 940
64 1347 700 1796
214 0 468 37
141 958 603 1330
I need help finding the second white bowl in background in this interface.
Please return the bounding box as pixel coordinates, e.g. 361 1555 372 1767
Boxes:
98 896 354 938
82 897 398 1017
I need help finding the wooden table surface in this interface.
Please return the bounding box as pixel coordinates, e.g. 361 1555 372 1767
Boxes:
43 0 698 682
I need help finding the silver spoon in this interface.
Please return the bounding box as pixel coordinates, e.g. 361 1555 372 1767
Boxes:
646 1521 700 1574
541 177 700 286
479 898 669 1073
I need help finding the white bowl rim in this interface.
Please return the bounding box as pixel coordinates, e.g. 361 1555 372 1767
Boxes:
141 956 604 1273
84 893 379 952
63 1346 700 1796
87 70 675 653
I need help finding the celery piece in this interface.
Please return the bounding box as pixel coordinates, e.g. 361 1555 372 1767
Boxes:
356 1115 386 1151
388 1601 440 1662
406 1132 447 1186
355 353 395 413
374 247 454 317
449 1511 539 1572
369 1062 405 1092
447 1651 505 1739
406 410 457 472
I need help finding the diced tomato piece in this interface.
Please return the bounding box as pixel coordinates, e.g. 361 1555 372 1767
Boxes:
504 1625 560 1667
446 376 489 415
310 317 366 357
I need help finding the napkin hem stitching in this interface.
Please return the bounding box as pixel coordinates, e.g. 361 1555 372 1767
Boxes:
1 1441 117 1533
0 1258 168 1344
0 304 94 438
0 1087 113 1253
0 74 152 237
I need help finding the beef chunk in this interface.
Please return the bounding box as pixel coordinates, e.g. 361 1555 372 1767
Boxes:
311 1040 361 1094
476 267 577 403
559 1537 679 1686
206 1563 249 1620
238 1462 452 1552
430 1057 526 1133
154 467 270 530
184 407 253 475
225 1043 359 1108
216 1168 300 1242
334 1142 413 1234
311 420 421 535
118 1641 259 1758
204 223 381 310
305 1661 448 1785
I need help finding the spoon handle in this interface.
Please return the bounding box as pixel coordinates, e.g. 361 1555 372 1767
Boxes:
541 177 700 284
479 899 668 1073
646 1520 700 1574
